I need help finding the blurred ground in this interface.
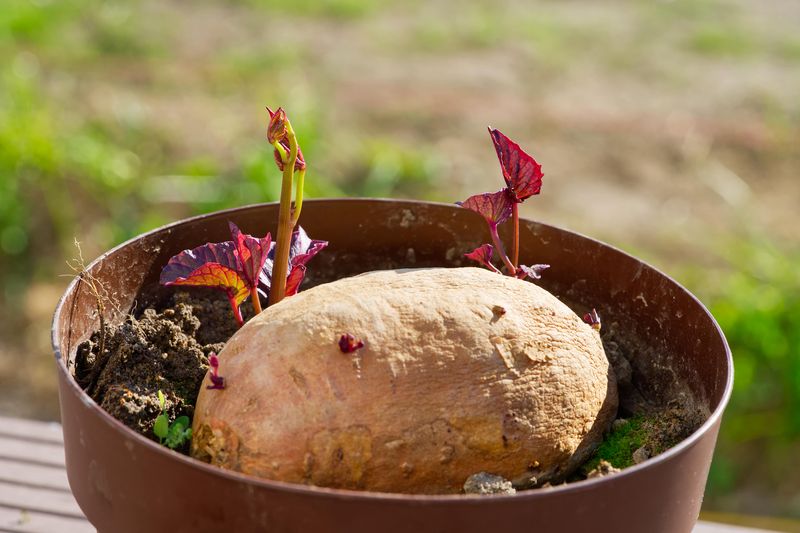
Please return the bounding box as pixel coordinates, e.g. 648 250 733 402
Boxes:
1 0 799 522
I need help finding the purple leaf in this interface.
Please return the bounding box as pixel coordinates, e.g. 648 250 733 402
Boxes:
160 241 239 284
161 262 248 326
339 333 364 353
160 225 272 326
458 189 513 228
516 264 550 280
583 308 601 331
229 221 271 288
259 226 328 293
288 226 329 270
285 265 306 297
489 128 543 202
465 244 500 274
160 242 250 308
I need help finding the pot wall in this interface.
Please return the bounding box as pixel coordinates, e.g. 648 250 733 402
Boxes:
53 199 732 533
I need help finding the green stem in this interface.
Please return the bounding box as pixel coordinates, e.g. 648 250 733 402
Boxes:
268 123 299 306
273 142 287 163
291 168 306 225
251 287 262 315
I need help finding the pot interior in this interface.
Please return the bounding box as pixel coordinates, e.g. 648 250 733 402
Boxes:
53 199 731 464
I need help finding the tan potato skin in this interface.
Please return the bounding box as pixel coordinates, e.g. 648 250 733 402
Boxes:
191 267 617 494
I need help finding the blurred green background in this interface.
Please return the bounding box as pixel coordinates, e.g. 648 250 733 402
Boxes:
1 0 798 525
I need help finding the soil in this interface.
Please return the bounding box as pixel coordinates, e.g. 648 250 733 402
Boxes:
75 288 707 490
74 291 250 441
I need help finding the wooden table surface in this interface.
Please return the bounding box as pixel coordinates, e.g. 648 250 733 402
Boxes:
0 415 778 533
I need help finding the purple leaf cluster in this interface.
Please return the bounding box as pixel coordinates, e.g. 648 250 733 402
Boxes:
458 128 548 280
160 222 327 326
258 227 328 299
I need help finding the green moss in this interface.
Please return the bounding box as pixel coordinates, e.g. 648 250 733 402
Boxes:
582 416 648 473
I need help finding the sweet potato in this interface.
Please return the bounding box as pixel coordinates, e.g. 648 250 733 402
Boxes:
191 267 617 494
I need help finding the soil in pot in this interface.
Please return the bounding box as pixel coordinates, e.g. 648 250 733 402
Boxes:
74 291 252 443
74 281 708 490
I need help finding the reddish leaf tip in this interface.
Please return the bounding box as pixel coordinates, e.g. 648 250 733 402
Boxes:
267 107 288 144
488 128 543 202
582 308 602 331
516 264 550 280
206 352 226 390
339 333 365 353
465 244 500 273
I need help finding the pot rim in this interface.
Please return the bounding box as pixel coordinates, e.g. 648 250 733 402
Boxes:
51 198 733 503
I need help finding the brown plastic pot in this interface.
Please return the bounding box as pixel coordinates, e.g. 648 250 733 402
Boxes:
52 199 732 533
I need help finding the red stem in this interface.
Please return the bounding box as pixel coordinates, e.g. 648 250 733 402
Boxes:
227 293 244 327
489 225 516 275
512 201 519 269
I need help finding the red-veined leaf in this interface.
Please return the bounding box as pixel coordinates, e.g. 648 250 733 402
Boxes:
458 189 513 228
159 241 238 283
489 128 543 202
289 226 328 268
285 265 306 297
162 262 249 307
229 221 271 288
464 244 500 273
259 226 327 294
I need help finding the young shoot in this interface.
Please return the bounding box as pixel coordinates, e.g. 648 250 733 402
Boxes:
153 390 192 449
459 128 547 279
266 107 309 306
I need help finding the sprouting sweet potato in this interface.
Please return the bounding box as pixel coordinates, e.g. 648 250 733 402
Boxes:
191 267 617 494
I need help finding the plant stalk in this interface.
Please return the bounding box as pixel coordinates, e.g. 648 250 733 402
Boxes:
250 287 262 315
512 201 520 269
229 297 244 327
268 124 299 306
489 225 516 275
291 168 306 225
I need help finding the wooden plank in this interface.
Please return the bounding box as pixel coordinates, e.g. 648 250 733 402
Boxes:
701 512 800 532
0 417 63 444
0 506 93 533
694 521 778 533
0 480 84 519
0 435 65 468
0 458 71 492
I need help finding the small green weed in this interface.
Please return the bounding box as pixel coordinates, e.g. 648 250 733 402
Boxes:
153 390 192 450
